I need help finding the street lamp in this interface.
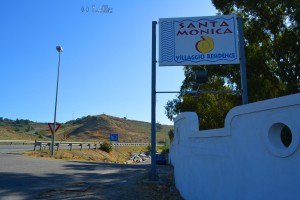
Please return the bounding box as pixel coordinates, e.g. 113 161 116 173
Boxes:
51 46 63 157
56 46 63 52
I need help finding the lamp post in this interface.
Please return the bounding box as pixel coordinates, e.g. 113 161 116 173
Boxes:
51 46 63 157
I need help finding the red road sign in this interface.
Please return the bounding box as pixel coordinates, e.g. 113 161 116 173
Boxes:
48 123 61 134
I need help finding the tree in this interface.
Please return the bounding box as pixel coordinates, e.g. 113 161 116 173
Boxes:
165 66 239 129
165 0 300 129
156 123 163 132
212 0 300 97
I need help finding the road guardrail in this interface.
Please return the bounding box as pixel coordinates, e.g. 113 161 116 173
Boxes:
0 140 156 151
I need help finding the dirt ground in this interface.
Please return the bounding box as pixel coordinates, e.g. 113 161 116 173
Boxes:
137 165 184 200
25 149 183 200
34 165 183 200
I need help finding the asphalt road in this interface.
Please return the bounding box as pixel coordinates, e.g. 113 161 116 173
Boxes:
0 145 33 154
0 145 149 200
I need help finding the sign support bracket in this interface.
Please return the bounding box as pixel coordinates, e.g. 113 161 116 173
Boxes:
237 16 248 104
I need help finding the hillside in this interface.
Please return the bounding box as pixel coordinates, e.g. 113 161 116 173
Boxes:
0 115 173 143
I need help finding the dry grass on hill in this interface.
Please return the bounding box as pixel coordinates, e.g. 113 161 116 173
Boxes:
1 114 173 144
0 127 35 140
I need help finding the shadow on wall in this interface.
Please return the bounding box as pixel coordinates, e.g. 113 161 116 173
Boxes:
170 93 300 200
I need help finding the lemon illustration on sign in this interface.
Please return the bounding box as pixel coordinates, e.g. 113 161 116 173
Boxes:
195 36 214 53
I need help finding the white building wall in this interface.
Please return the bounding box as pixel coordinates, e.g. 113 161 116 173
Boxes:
170 94 300 200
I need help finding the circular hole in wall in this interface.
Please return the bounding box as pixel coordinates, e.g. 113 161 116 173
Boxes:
281 125 292 148
269 123 292 150
264 118 300 158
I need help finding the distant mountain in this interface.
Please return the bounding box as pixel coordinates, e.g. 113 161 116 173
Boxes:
0 115 173 143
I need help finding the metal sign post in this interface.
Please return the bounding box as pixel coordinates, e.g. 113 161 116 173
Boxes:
51 46 63 157
237 17 248 104
150 21 158 181
150 14 248 181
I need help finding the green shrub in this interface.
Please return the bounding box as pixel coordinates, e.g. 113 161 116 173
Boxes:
100 142 113 153
168 129 174 141
158 145 169 155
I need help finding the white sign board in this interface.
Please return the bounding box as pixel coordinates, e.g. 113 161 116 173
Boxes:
159 15 240 66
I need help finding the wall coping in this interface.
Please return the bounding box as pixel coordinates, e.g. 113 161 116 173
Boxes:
174 94 300 138
225 93 300 130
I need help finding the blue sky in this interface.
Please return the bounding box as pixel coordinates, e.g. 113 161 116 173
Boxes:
0 0 217 125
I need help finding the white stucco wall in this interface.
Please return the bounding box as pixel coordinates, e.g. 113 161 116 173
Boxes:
170 94 300 200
